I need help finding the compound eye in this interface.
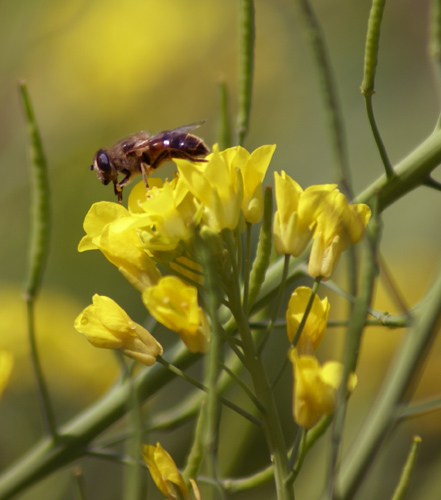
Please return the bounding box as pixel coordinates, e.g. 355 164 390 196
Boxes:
97 151 111 172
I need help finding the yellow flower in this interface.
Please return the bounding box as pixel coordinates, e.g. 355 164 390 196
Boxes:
289 348 357 428
176 144 244 232
78 202 161 292
74 294 163 365
286 286 329 354
142 276 210 353
134 178 199 257
142 443 191 500
233 144 276 223
0 350 13 400
308 189 371 280
273 172 336 256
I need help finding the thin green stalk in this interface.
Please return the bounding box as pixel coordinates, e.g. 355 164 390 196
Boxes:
183 404 206 484
224 234 294 500
398 397 441 420
156 357 261 428
0 344 196 500
354 126 441 212
361 0 387 95
360 0 394 178
219 362 264 413
429 0 441 101
218 77 232 149
72 468 88 500
242 222 253 311
297 0 352 197
247 187 274 311
390 436 422 500
289 415 333 484
237 0 255 145
199 237 225 493
257 254 291 355
364 94 394 178
327 198 380 498
223 413 333 494
19 81 57 439
333 260 441 500
122 377 145 500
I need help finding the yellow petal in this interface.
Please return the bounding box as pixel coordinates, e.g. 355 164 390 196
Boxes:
286 286 329 353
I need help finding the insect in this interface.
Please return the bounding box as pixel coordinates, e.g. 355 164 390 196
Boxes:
90 121 209 202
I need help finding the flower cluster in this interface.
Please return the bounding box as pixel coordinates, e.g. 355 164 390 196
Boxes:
75 143 370 498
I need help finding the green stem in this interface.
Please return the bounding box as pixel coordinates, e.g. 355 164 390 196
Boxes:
390 436 422 500
333 263 441 500
122 378 145 500
224 235 293 500
364 94 394 179
218 77 232 149
296 0 352 196
19 81 57 439
257 254 291 354
156 357 261 428
361 0 387 95
0 344 196 500
237 0 255 145
328 198 380 497
242 222 253 311
354 127 441 212
247 186 274 310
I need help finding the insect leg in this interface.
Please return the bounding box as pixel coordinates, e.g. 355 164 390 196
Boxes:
140 163 151 189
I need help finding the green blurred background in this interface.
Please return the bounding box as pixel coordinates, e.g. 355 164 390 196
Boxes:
1 0 441 498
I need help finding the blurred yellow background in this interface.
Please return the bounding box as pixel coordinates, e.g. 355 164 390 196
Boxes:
1 0 441 499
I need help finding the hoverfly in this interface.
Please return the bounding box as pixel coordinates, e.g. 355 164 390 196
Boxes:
90 121 209 202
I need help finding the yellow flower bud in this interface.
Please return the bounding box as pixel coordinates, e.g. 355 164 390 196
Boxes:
308 189 371 280
286 287 329 353
74 294 163 365
289 348 357 428
273 172 336 257
142 443 191 500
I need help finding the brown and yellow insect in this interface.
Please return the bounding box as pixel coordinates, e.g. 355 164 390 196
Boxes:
90 121 209 202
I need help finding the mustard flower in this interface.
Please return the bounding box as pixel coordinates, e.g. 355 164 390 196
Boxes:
78 202 161 292
0 350 13 400
176 144 244 233
142 443 191 500
74 294 163 365
289 348 357 428
308 189 371 280
134 178 199 255
232 144 276 223
142 276 210 353
286 286 329 354
273 172 336 256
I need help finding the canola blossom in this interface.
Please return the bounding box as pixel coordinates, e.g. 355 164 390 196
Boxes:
78 202 161 291
286 286 330 354
142 443 191 500
289 348 357 428
76 143 369 500
273 172 336 257
308 189 372 280
142 276 210 353
74 294 163 365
